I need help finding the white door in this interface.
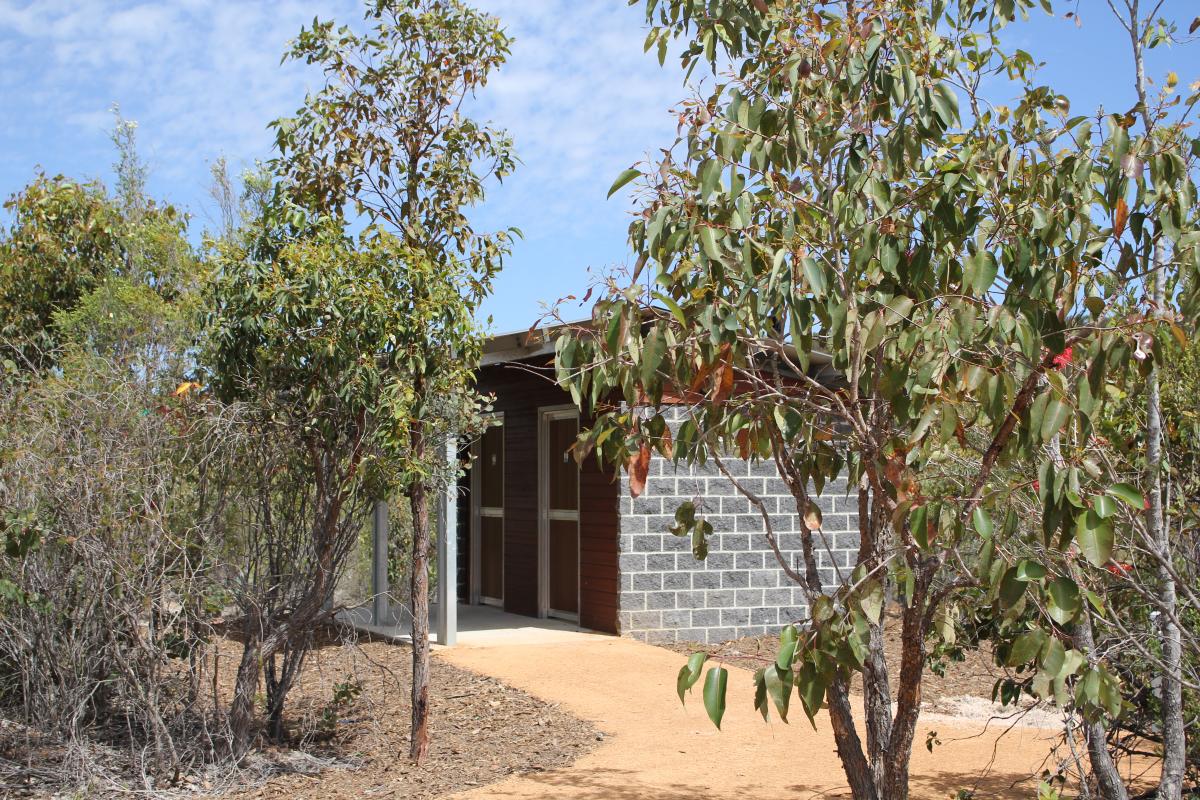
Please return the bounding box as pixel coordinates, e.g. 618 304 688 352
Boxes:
539 407 579 621
471 416 504 606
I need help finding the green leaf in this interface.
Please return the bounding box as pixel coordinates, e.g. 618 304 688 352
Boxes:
699 226 723 260
1041 636 1066 678
931 83 960 127
676 652 707 703
972 507 994 539
699 158 722 198
652 292 687 327
702 666 728 729
1075 510 1114 567
776 624 798 671
1016 559 1047 581
1091 494 1117 519
753 668 769 721
999 565 1026 607
858 579 885 624
796 663 826 728
641 327 667 386
1105 482 1144 510
1007 629 1046 666
1040 398 1072 441
909 504 929 549
968 250 998 295
801 257 827 297
883 295 915 325
764 664 791 723
607 168 641 199
1046 576 1081 625
1098 667 1122 718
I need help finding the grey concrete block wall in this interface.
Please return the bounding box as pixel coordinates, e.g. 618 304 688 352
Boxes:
614 410 858 644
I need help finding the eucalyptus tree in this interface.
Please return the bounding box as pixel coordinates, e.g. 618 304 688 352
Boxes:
270 0 516 761
1 115 193 374
554 1 1200 798
1110 3 1191 795
204 221 486 755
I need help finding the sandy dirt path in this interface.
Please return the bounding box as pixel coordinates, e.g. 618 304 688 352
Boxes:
439 631 1063 800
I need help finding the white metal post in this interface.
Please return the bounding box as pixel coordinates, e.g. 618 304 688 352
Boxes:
371 499 390 626
436 437 458 645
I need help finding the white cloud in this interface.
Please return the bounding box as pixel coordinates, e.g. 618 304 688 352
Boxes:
0 0 689 327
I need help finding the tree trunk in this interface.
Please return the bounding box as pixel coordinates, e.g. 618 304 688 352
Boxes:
1147 246 1185 800
857 488 893 791
408 431 432 763
826 678 880 800
882 580 930 800
230 636 262 759
1073 611 1129 800
264 648 305 744
1123 3 1186 791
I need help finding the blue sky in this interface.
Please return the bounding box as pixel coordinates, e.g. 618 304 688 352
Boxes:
0 1 1196 333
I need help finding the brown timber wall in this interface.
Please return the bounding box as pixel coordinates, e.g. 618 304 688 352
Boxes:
458 361 619 634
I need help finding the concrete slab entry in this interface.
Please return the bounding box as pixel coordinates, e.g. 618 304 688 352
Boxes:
339 602 603 647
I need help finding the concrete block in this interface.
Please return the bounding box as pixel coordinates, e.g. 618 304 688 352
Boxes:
705 626 736 643
632 572 662 591
751 606 779 626
705 552 734 570
735 551 765 569
632 496 662 515
629 610 662 629
764 587 794 607
646 591 677 610
633 534 663 553
750 569 779 588
663 571 692 590
645 477 676 497
707 514 736 533
705 590 736 608
721 608 750 627
662 609 692 629
722 570 750 589
620 515 647 534
723 532 751 550
647 553 677 571
621 592 646 611
618 553 646 572
704 478 735 496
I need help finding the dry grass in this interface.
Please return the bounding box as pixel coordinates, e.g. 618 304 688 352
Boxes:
1 626 599 799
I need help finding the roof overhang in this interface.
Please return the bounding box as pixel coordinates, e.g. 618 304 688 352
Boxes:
479 320 577 367
479 318 836 378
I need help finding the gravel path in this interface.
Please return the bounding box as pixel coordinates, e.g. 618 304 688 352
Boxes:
439 630 1070 800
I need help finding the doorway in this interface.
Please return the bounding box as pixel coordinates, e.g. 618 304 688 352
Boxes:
470 414 504 607
538 407 579 621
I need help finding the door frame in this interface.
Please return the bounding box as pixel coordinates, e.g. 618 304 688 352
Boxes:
469 412 504 607
537 405 581 621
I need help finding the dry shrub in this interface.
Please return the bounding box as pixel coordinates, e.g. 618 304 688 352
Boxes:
0 353 241 791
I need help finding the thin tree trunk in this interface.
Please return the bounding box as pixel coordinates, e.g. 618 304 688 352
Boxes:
882 578 930 800
408 429 432 763
230 637 262 759
1147 246 1185 799
1074 610 1129 800
857 488 893 791
1122 0 1187 789
826 679 880 800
